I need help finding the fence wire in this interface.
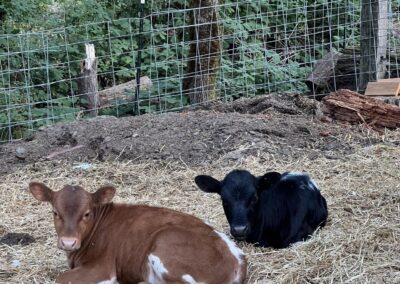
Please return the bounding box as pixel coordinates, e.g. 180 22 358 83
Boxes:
0 0 399 142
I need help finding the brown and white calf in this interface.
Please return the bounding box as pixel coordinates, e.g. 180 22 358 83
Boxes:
29 182 247 284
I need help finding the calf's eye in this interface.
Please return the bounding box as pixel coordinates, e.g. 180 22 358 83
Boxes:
83 211 90 218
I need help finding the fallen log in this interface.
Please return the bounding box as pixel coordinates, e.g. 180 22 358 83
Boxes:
321 89 400 129
98 76 153 107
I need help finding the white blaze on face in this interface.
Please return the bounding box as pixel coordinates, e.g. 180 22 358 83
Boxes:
147 254 168 284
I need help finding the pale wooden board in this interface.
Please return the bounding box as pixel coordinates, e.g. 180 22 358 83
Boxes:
364 81 400 96
377 78 400 83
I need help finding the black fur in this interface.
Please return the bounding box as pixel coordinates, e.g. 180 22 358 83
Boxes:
195 170 328 248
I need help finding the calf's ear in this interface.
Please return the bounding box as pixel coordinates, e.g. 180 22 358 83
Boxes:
93 185 116 205
257 172 281 190
194 175 221 194
29 182 54 202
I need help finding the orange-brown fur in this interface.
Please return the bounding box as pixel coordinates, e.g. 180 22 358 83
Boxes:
29 183 247 284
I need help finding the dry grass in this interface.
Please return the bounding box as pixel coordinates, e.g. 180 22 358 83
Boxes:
1 141 399 283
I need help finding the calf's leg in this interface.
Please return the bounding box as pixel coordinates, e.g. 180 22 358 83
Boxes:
56 266 116 284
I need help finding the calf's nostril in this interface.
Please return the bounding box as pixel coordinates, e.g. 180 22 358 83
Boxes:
231 225 248 236
61 238 77 249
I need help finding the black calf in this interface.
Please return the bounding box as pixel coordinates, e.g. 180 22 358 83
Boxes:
195 170 328 248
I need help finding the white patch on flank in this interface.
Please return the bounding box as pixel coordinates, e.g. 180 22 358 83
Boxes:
147 254 168 284
97 277 117 284
182 274 204 284
308 177 319 191
214 230 244 264
284 172 319 191
283 171 305 178
215 230 245 283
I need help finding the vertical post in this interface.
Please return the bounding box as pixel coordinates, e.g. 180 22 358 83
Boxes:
79 43 99 116
134 0 145 115
183 0 221 104
342 0 348 49
359 0 388 91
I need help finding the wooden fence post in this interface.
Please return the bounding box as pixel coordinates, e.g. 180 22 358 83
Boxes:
79 43 99 116
359 0 388 91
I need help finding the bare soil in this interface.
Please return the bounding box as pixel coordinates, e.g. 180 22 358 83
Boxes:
0 233 35 247
0 93 393 175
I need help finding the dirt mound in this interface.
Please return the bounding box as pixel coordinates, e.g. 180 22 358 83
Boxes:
0 93 389 175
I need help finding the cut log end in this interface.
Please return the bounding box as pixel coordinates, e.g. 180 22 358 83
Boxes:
305 51 341 92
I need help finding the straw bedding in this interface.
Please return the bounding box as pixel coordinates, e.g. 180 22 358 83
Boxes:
1 137 399 283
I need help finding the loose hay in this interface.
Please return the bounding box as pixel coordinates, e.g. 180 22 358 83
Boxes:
0 142 399 283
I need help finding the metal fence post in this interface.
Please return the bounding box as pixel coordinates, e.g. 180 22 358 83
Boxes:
134 0 145 115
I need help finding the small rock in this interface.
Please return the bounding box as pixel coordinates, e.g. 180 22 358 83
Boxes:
11 260 21 268
72 163 93 171
15 147 27 160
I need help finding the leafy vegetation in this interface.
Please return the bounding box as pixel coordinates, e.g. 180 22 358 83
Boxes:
0 0 369 140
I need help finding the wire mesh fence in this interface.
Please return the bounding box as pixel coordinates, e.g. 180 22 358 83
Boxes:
0 0 399 142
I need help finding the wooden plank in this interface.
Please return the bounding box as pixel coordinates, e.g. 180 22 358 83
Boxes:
364 82 400 96
377 78 400 83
